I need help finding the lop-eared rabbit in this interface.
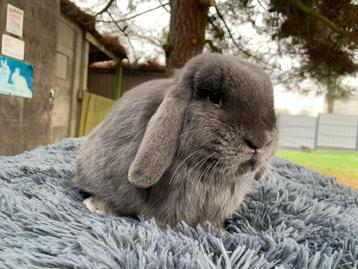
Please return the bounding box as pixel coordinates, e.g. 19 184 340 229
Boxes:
74 53 277 231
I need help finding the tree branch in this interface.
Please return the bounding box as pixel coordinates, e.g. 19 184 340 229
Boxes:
158 0 170 12
107 11 137 60
214 5 291 75
96 0 115 16
214 6 248 56
289 0 351 36
96 3 170 23
214 6 276 68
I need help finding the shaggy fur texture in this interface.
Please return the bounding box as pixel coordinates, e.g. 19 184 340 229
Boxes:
0 138 357 268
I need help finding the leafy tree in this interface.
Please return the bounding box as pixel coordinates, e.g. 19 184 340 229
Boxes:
212 0 358 112
84 0 358 111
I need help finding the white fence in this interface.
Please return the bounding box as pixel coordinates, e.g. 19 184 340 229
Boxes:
278 114 358 150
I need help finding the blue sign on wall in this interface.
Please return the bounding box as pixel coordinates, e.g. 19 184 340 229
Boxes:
0 55 33 98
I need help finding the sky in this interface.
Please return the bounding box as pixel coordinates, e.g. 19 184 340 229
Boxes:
76 0 327 115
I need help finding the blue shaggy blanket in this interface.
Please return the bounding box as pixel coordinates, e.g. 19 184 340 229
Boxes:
0 139 357 268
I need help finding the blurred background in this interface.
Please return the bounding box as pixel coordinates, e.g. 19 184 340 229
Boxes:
0 0 357 188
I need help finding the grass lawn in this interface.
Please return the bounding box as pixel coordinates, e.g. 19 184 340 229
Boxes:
276 150 358 190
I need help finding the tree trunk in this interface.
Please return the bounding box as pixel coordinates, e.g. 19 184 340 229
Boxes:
325 81 336 113
165 0 211 70
326 95 335 113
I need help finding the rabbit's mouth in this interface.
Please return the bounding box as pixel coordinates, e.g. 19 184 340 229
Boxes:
245 151 260 168
248 158 258 169
234 156 260 176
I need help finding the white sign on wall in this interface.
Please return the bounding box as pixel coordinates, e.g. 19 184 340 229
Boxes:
1 34 25 60
6 4 24 37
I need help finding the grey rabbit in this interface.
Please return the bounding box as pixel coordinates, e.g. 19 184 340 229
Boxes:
74 53 278 231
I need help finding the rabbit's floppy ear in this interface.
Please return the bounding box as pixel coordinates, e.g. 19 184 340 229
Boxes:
128 85 191 188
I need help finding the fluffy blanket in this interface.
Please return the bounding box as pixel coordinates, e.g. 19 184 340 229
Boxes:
0 139 357 269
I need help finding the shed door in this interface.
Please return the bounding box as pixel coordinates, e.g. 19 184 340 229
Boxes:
51 17 80 142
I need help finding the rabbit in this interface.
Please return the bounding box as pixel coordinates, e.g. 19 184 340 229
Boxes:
73 53 278 231
0 59 10 89
12 68 30 91
12 68 32 97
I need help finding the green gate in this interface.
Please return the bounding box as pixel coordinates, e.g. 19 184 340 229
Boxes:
78 90 116 136
78 65 122 136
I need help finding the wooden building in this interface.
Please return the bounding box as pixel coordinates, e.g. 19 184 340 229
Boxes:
0 0 127 155
88 59 167 98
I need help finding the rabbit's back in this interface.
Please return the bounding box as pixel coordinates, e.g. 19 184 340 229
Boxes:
74 78 173 214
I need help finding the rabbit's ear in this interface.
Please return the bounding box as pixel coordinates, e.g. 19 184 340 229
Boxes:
128 87 190 188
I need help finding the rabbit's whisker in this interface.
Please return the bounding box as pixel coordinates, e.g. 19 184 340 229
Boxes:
195 158 220 192
169 148 204 184
193 155 216 192
183 152 216 181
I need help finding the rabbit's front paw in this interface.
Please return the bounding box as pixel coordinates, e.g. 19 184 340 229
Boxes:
84 196 113 216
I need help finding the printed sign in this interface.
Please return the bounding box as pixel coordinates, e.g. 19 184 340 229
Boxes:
0 55 33 98
1 34 25 60
6 4 24 37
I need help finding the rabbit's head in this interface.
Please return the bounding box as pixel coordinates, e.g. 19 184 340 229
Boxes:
129 53 277 188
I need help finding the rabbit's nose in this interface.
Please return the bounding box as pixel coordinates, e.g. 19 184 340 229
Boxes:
244 136 265 150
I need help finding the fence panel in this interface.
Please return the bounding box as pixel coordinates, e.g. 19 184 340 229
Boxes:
78 91 115 136
317 114 358 150
278 114 317 149
277 113 358 150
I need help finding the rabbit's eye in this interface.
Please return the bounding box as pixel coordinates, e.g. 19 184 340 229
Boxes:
197 88 222 107
207 92 222 107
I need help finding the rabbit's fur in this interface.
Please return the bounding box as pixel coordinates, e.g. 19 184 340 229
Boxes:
74 53 277 230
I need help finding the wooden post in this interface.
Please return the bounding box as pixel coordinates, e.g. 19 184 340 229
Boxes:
78 91 90 137
69 30 83 137
78 40 90 136
114 64 122 100
79 40 89 92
